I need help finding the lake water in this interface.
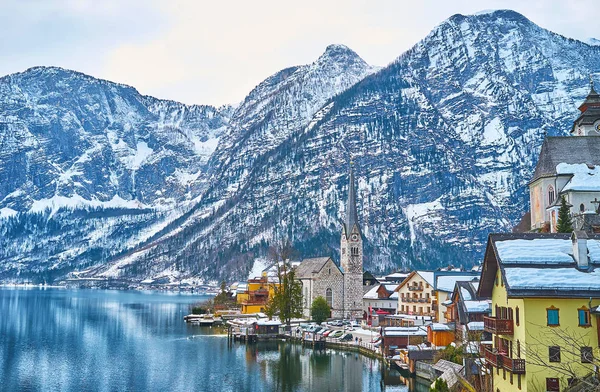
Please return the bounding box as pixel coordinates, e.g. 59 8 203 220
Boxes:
0 288 420 392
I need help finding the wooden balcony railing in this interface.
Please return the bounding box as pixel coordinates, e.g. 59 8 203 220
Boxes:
484 347 525 374
483 316 514 335
408 285 423 291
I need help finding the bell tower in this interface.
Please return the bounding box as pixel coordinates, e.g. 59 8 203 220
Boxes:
340 162 363 319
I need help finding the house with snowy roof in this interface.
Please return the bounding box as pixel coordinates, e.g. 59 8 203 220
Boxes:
395 270 479 322
363 283 399 322
477 232 600 392
445 280 491 342
529 82 600 232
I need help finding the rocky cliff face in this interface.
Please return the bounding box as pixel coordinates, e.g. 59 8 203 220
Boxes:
1 10 600 283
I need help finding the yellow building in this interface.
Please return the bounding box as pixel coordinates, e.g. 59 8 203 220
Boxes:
237 274 278 314
478 232 600 391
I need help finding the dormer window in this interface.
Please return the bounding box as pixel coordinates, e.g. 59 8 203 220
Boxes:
548 185 555 205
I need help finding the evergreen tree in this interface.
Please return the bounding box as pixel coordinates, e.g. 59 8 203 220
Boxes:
556 196 574 233
311 296 330 324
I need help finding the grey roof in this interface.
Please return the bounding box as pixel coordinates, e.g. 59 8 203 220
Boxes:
295 257 335 278
530 136 600 183
363 284 378 295
344 163 361 235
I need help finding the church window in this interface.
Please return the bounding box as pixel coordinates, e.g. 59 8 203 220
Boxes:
326 288 332 307
580 203 585 213
304 287 309 307
548 185 555 205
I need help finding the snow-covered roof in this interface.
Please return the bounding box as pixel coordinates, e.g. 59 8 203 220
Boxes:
466 321 484 331
464 300 490 313
429 323 452 331
390 292 398 299
436 275 479 292
557 163 600 192
416 271 435 287
460 287 472 301
495 238 575 264
383 326 428 337
256 319 281 326
363 286 380 299
504 267 600 291
384 284 400 292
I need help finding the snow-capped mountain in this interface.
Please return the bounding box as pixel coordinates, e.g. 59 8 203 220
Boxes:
2 10 600 283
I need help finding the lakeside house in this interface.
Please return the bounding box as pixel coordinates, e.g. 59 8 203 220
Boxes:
478 232 600 391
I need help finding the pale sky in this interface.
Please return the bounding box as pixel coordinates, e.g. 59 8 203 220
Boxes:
2 0 599 106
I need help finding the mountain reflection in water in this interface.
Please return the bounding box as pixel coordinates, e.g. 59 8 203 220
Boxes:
0 288 414 391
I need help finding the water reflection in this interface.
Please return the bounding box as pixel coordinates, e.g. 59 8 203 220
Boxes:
0 288 408 391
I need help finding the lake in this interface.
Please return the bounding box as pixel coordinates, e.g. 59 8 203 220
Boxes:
0 287 419 391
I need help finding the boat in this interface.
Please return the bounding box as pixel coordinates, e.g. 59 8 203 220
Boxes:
184 314 223 326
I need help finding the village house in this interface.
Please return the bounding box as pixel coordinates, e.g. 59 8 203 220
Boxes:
478 232 600 391
445 280 491 342
395 270 479 322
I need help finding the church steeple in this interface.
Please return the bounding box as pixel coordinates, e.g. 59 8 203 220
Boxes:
345 162 360 235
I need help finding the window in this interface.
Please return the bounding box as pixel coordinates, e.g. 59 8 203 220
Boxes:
326 288 332 307
549 346 561 362
548 185 555 205
547 306 559 326
581 346 593 363
546 378 559 391
515 307 520 326
578 307 591 327
580 203 585 213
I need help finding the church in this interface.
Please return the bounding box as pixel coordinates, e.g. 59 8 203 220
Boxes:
529 79 600 232
295 164 364 319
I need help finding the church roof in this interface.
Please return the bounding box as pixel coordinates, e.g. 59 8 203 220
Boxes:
294 257 337 278
344 163 361 235
530 136 600 183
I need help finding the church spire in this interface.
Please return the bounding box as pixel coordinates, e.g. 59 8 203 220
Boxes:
345 161 360 234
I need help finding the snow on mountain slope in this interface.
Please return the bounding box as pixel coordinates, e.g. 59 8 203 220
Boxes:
103 10 600 281
2 11 600 283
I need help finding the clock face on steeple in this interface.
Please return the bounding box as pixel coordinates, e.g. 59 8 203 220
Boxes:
351 234 358 241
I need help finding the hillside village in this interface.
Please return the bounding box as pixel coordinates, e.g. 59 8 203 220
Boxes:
226 81 600 391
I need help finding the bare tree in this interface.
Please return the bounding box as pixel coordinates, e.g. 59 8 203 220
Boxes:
524 323 600 392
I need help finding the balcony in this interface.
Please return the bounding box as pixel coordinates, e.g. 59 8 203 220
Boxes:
483 316 514 335
408 285 423 291
484 348 525 374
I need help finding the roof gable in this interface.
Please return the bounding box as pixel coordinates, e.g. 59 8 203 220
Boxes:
295 257 338 278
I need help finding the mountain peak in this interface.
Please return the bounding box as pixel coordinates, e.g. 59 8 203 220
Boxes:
317 44 366 65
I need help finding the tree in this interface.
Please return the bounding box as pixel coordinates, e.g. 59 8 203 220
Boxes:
430 378 450 392
524 323 600 391
267 241 303 329
311 296 330 324
556 195 574 233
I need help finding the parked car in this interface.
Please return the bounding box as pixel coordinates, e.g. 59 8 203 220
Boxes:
338 333 353 342
322 330 333 337
331 330 344 338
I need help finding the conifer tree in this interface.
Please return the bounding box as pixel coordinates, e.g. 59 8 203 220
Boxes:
556 195 573 233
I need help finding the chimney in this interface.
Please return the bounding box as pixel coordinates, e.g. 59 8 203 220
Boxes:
571 231 589 269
